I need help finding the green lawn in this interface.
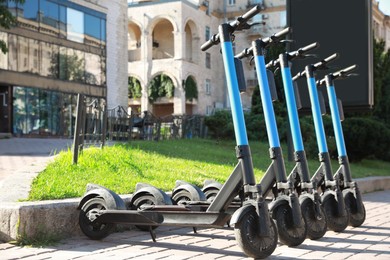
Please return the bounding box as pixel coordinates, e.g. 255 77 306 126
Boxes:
27 138 390 201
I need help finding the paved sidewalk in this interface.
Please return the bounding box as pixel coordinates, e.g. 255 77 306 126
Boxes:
0 137 73 202
1 189 389 259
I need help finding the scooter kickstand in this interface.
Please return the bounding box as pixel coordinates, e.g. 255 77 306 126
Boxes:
193 227 198 234
149 226 157 242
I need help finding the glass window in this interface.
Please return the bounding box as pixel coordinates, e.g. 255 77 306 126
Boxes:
29 39 40 74
206 52 211 69
8 34 18 71
85 14 101 46
18 36 29 72
59 46 67 80
205 79 211 95
228 0 236 6
40 0 60 36
19 0 38 19
67 8 84 43
101 19 106 44
41 42 55 77
85 53 101 85
0 32 8 69
67 48 85 83
205 26 210 41
59 5 66 38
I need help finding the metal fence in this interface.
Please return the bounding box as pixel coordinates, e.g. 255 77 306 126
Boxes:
72 94 207 163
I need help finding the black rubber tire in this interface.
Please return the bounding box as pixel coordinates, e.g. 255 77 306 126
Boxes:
344 192 366 227
172 190 192 204
79 197 115 240
300 198 327 240
131 194 159 231
274 204 307 247
204 188 220 202
323 196 349 232
234 209 278 259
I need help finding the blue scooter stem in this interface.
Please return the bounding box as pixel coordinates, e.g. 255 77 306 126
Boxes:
326 82 347 157
306 76 328 153
253 53 281 148
280 58 305 152
220 34 249 147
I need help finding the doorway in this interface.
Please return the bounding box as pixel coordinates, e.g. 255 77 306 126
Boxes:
0 86 11 133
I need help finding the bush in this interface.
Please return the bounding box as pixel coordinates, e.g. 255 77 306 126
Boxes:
204 110 234 139
340 117 390 162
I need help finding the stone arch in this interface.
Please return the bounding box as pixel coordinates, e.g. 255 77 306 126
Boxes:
184 19 200 63
149 17 176 59
128 21 142 61
148 72 178 117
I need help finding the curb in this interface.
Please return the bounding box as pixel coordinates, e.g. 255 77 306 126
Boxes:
1 177 389 243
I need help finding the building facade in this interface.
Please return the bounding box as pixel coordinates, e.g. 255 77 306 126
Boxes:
127 0 286 117
373 0 390 51
0 0 128 137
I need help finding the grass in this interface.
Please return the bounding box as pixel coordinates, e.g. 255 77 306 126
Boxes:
27 138 390 201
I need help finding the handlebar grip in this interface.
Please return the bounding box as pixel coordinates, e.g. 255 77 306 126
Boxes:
273 27 292 40
300 42 319 53
241 4 263 21
312 53 339 70
201 34 220 51
336 64 358 77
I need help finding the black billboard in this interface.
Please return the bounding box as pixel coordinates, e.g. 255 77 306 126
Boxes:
286 0 374 112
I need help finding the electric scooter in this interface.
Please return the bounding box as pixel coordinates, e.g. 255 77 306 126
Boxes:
77 5 278 259
235 33 311 247
292 53 351 232
317 64 366 228
264 43 332 239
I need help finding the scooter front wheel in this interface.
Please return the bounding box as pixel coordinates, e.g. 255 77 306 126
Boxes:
274 204 307 246
234 209 278 259
79 197 115 240
300 198 327 240
344 192 366 227
323 196 349 232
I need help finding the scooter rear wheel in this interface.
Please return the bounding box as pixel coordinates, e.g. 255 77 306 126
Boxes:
274 204 307 247
79 197 115 240
300 198 327 240
234 209 278 259
344 192 366 227
132 194 159 231
323 196 349 232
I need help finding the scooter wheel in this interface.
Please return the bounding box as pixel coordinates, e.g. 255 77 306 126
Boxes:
344 192 366 227
323 196 349 232
132 194 159 231
300 198 327 240
234 209 278 259
79 197 115 240
203 187 220 202
274 204 307 247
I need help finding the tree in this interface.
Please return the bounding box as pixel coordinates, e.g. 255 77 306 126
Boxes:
185 76 198 101
147 74 174 102
0 0 25 54
128 76 142 98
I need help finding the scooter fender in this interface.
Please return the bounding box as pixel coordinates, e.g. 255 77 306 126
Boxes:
202 180 223 193
131 183 173 206
268 195 289 219
77 183 126 210
229 204 255 226
173 180 206 201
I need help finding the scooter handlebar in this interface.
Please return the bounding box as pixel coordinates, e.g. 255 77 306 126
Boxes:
317 64 358 86
293 53 340 81
288 42 319 60
235 27 292 59
201 4 263 51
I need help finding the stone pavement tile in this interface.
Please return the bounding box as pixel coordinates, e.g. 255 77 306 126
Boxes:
0 243 15 250
271 244 312 258
2 245 56 259
323 252 355 260
348 252 383 259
